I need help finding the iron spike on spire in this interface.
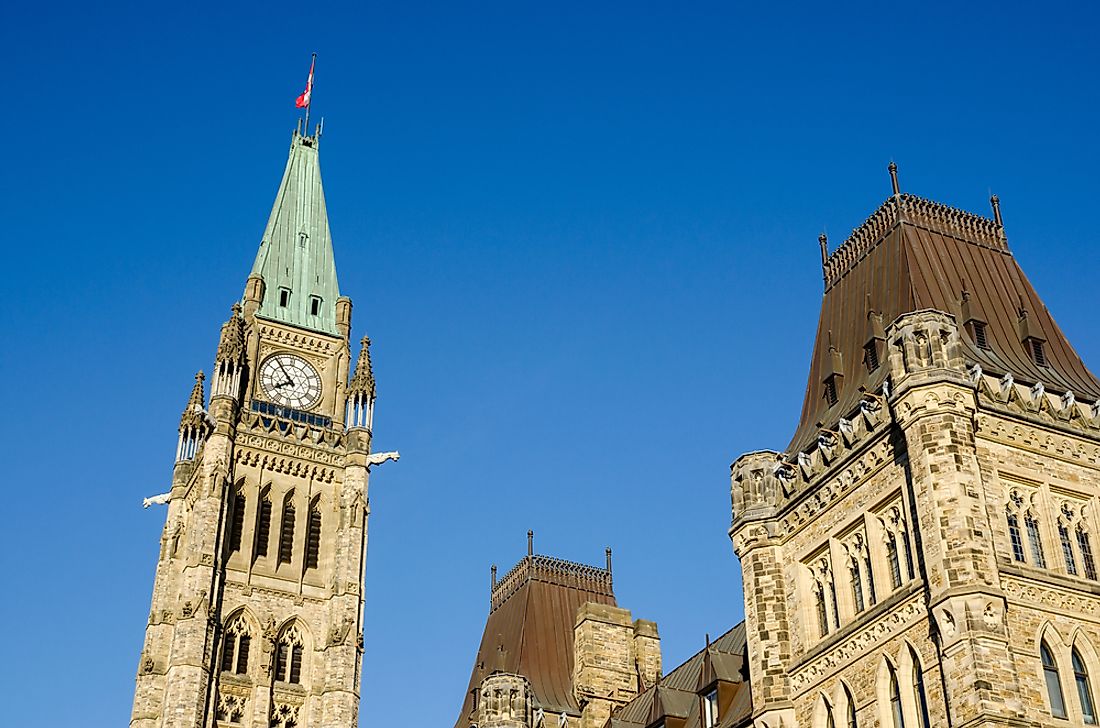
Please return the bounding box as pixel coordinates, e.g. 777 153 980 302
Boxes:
527 530 534 557
990 194 1003 227
888 161 900 196
606 547 613 574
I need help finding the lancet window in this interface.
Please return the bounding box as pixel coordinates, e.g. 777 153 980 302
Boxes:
305 497 322 570
808 554 839 638
219 614 251 675
878 503 914 592
274 624 305 685
278 493 296 566
1074 648 1097 724
228 486 246 554
843 530 875 615
254 489 272 560
909 647 931 728
1042 641 1068 719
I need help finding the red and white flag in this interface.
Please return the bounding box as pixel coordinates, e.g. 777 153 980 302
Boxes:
295 56 315 109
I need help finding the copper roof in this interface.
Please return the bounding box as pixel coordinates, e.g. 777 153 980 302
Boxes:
608 624 751 728
790 191 1100 454
454 554 616 727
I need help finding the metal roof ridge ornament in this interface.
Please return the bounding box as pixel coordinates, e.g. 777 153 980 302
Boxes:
489 550 615 612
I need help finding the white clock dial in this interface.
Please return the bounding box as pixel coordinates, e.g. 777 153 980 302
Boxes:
259 353 322 409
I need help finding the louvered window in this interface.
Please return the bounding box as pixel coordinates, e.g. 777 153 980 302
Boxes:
1061 524 1079 575
220 616 251 675
279 499 296 566
273 625 305 685
825 377 839 406
228 488 246 553
1030 339 1048 367
1079 528 1098 581
305 502 322 570
1007 513 1026 562
973 321 989 349
865 343 880 372
255 494 272 559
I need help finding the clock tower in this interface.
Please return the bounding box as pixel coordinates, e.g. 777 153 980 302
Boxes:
131 123 384 728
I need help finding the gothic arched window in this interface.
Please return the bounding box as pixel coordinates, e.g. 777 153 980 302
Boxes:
1007 512 1025 562
254 489 272 559
888 663 904 727
909 647 931 728
1079 527 1098 581
844 684 857 727
850 557 865 614
274 624 305 685
815 583 830 638
219 614 251 675
1026 512 1047 568
1060 523 1079 575
228 486 246 554
886 534 903 590
305 497 322 570
1073 648 1097 724
278 494 296 566
1042 641 1068 719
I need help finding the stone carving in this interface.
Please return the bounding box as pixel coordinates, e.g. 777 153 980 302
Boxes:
366 450 400 466
142 492 172 508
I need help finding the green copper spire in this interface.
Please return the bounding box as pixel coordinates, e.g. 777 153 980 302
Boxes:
249 129 341 336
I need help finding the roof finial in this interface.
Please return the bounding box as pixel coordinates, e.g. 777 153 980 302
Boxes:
888 161 900 196
491 564 497 590
818 233 828 267
990 194 1003 227
527 530 534 556
606 547 613 574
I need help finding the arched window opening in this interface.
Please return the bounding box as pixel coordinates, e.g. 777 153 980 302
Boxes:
815 584 830 638
278 495 296 566
228 487 246 553
825 702 836 728
845 685 857 727
888 664 905 728
219 615 251 675
274 624 305 685
902 531 915 581
305 498 322 570
254 490 272 559
1026 512 1047 568
864 553 877 607
910 648 931 728
1042 642 1068 719
887 535 903 590
1007 512 1026 562
850 558 865 614
1073 648 1097 724
1060 523 1079 575
1079 527 1098 581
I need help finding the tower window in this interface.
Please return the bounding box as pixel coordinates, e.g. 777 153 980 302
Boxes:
310 296 321 316
305 500 322 570
886 534 903 590
1043 642 1068 718
824 377 839 406
1007 513 1026 562
220 615 251 675
228 488 246 554
1074 648 1097 724
274 625 305 685
1026 512 1047 568
1079 527 1097 580
254 491 272 559
279 496 296 566
973 321 989 349
279 288 291 308
1060 523 1078 576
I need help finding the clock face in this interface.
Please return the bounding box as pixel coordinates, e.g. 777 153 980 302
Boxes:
259 353 322 409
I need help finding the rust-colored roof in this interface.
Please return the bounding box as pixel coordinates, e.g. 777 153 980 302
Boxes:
454 554 616 728
608 624 751 728
790 192 1100 454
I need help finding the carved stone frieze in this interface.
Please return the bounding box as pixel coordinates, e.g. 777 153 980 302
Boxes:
257 323 338 355
234 444 341 482
790 595 925 692
975 412 1100 467
1001 574 1100 618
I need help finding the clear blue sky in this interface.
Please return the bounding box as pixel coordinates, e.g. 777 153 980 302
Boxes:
1 1 1098 726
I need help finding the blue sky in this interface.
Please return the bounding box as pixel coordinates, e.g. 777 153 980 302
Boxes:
1 1 1098 726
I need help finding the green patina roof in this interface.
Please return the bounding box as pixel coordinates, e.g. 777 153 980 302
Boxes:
249 130 340 335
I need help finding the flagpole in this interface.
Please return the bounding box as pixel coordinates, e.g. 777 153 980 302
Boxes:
304 53 316 136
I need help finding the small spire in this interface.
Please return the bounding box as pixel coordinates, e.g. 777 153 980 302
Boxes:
527 530 534 556
179 371 208 430
216 305 246 363
818 232 829 267
606 547 613 574
990 194 1003 227
348 336 376 398
491 564 497 590
888 161 900 196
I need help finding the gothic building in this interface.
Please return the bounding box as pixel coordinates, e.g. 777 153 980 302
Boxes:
130 123 390 728
730 166 1100 727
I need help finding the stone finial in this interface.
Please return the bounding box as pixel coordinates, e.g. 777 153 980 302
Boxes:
818 232 828 266
888 161 900 196
606 547 613 574
348 336 376 399
215 305 246 364
990 194 1003 227
527 530 534 556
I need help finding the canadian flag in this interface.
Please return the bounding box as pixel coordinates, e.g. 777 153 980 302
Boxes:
295 56 315 109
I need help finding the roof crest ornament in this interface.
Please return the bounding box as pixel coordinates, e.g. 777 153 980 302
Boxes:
889 161 900 196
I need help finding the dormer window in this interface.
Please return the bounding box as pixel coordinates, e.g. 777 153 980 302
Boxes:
972 321 989 350
703 688 719 728
279 288 291 308
864 342 880 372
824 377 839 407
1028 338 1047 367
310 295 322 316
